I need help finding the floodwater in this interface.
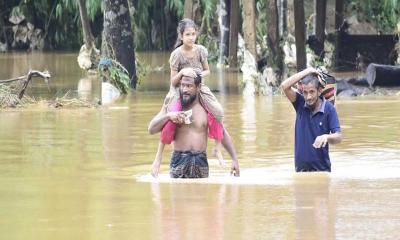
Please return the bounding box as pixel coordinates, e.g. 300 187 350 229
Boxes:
0 52 399 240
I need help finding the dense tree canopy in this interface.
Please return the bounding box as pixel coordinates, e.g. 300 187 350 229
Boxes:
0 0 399 60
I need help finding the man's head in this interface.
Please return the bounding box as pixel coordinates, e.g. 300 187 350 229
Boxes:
301 74 323 109
179 73 201 107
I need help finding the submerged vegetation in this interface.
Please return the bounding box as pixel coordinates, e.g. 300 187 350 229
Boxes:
98 58 130 94
0 70 49 108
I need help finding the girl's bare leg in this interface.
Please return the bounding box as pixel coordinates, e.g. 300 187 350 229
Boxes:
214 140 226 167
151 141 165 177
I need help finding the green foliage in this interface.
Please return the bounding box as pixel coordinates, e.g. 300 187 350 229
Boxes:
197 34 219 62
98 59 131 94
135 57 151 86
108 66 130 94
132 0 183 50
255 0 267 44
255 0 268 58
132 0 154 50
85 0 102 21
3 0 102 50
199 0 217 33
167 0 184 18
348 0 400 33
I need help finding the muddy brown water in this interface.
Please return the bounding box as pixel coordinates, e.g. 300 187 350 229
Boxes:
0 52 399 240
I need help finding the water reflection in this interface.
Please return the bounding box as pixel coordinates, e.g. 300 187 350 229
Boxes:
150 183 239 240
77 76 94 101
293 174 336 240
101 105 132 164
240 96 256 155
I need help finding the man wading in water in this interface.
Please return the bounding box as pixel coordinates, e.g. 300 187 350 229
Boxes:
281 67 342 172
148 74 240 178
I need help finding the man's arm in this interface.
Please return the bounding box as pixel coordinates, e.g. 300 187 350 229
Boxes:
171 68 197 87
148 107 186 134
314 103 342 148
221 128 240 177
200 58 210 78
313 132 342 148
280 67 319 103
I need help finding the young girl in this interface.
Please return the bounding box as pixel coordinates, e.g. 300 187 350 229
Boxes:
151 18 226 177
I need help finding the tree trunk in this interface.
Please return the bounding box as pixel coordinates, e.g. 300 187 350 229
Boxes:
267 0 283 78
78 0 94 49
218 0 230 64
333 0 344 70
287 0 295 36
277 0 288 37
282 0 288 36
335 0 344 30
242 0 257 60
314 0 327 61
103 0 137 88
228 0 239 69
160 0 167 50
184 0 194 19
0 10 9 48
293 0 307 71
224 0 230 58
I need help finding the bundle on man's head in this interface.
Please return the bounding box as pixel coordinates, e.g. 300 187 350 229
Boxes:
316 66 337 105
298 66 337 105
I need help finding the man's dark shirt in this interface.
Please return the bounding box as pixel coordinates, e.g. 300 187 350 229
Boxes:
292 92 341 172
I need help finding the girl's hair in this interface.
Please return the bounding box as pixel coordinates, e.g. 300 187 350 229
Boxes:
173 18 198 49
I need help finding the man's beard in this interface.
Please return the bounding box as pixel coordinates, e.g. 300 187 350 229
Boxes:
306 97 319 110
180 91 197 107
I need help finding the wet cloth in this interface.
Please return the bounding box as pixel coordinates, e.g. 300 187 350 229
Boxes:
170 151 209 178
161 100 223 144
292 92 341 172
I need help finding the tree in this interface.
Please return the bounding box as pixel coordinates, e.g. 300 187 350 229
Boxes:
218 0 230 63
293 0 306 71
278 0 288 37
103 0 137 88
228 0 239 69
242 0 257 60
335 0 344 30
267 0 283 80
314 0 327 61
78 0 94 50
334 0 344 69
184 0 194 19
77 0 99 70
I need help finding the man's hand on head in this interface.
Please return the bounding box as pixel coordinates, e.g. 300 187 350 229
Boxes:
181 68 196 78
